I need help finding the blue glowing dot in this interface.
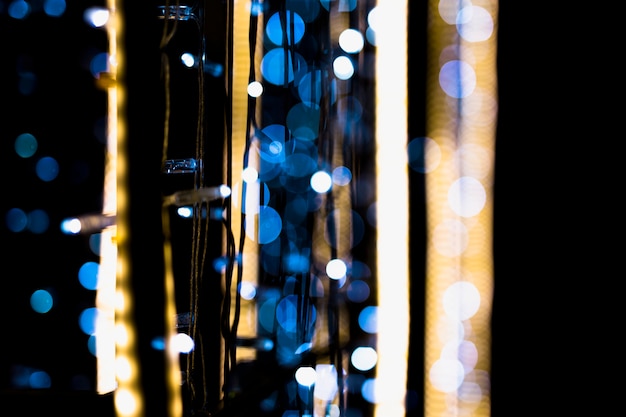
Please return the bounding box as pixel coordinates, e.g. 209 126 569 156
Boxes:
439 60 476 99
27 209 49 234
245 205 282 244
266 11 305 46
89 52 109 78
286 102 320 141
29 371 52 389
8 0 31 19
14 133 38 158
78 307 99 336
78 261 100 290
35 156 59 182
43 0 66 17
346 280 370 303
6 207 28 232
30 289 53 314
358 306 378 334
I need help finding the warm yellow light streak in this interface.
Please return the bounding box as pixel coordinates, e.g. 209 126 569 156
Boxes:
96 0 119 395
111 2 143 416
373 1 410 417
225 0 259 372
424 1 497 416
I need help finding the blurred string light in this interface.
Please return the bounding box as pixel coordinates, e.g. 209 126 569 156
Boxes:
422 1 498 416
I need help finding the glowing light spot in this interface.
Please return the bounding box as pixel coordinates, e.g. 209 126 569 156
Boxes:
332 166 352 185
180 52 196 68
429 358 465 393
84 7 109 27
266 11 305 46
35 156 59 182
6 208 28 232
295 366 316 387
442 281 481 321
239 281 257 300
326 258 347 280
351 346 378 371
310 170 332 193
173 333 195 353
248 80 263 97
358 306 378 334
448 176 486 218
14 133 38 158
339 28 365 53
79 307 99 335
30 289 53 313
439 60 476 99
78 261 100 290
333 56 355 80
457 6 494 42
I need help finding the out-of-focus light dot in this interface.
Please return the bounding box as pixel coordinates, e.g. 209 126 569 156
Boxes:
43 0 66 17
242 166 259 183
443 281 481 321
248 80 264 97
173 333 195 353
78 261 100 290
366 27 377 46
351 346 377 371
326 258 347 280
429 358 465 393
448 176 486 218
245 206 282 244
332 166 352 185
266 11 305 45
333 56 354 80
358 306 378 334
314 364 338 401
6 208 28 232
457 6 494 42
30 289 53 313
177 206 193 218
30 371 51 388
439 60 476 99
432 219 468 257
295 366 316 387
114 388 138 415
220 184 231 197
8 0 31 19
27 209 49 234
60 217 81 234
152 336 165 350
36 156 59 182
438 0 471 24
361 378 377 403
15 133 38 158
346 280 370 303
339 28 364 53
79 307 99 336
84 6 109 27
367 6 380 31
180 52 195 68
408 137 441 173
212 256 229 273
310 171 332 193
87 334 97 356
239 281 257 300
115 356 131 381
89 233 101 255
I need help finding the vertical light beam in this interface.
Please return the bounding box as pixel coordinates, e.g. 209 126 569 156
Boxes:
374 1 410 416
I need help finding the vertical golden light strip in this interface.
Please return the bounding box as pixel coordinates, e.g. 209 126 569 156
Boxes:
424 1 497 416
225 0 259 374
96 0 119 395
373 1 410 416
110 2 144 416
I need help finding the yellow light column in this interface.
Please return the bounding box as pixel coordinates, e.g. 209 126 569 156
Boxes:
424 1 498 416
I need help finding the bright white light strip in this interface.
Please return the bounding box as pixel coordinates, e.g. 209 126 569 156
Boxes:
374 1 410 416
